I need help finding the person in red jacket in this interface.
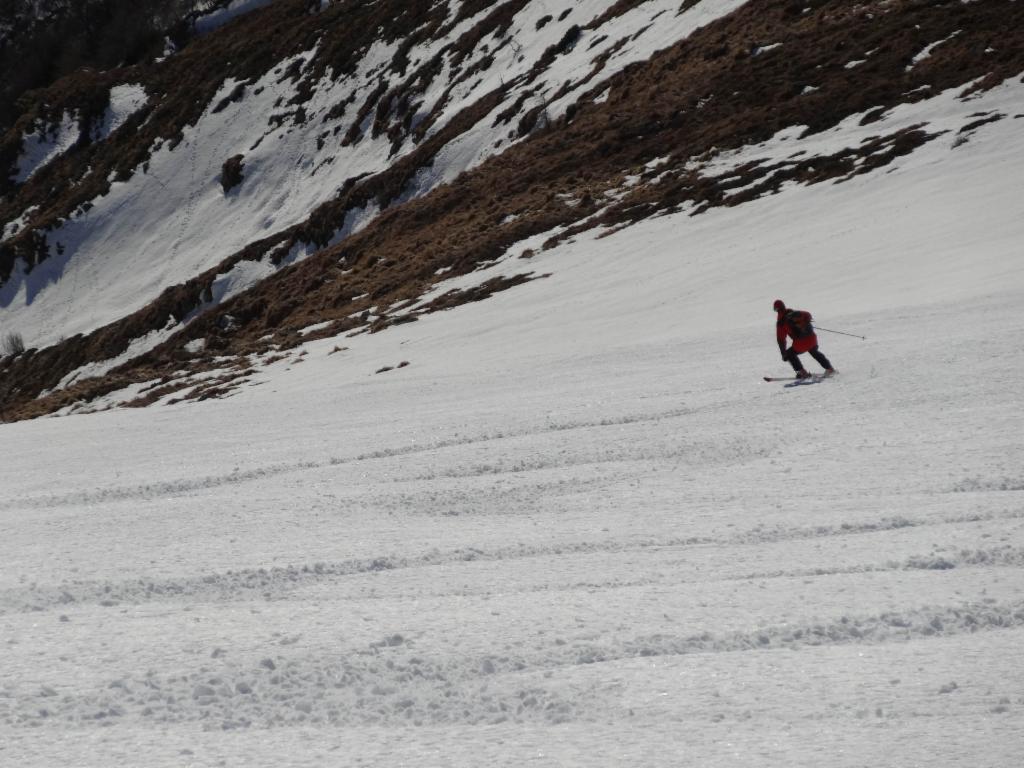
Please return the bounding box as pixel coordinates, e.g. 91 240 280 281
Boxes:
774 299 836 379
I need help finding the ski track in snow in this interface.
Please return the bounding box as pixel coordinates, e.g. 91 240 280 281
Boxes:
2 598 1022 731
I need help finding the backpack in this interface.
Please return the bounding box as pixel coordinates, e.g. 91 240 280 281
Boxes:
785 310 813 338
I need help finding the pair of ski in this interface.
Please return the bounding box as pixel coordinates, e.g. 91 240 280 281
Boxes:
763 372 836 384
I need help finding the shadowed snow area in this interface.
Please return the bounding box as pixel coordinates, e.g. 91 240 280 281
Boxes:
1 60 1023 765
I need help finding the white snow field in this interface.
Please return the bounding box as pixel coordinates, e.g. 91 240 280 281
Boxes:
3 79 1024 768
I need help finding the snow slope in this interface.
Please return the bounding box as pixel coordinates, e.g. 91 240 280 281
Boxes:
0 0 750 350
2 64 1023 766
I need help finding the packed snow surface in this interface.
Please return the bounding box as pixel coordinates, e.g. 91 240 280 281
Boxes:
2 64 1024 766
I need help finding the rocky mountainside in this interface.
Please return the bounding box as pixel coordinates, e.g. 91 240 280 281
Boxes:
1 0 1022 421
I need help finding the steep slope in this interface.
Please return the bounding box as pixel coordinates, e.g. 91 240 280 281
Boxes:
1 2 1022 765
1 76 1022 763
1 0 1023 421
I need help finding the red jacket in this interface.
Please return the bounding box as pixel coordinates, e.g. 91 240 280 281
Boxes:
777 309 818 353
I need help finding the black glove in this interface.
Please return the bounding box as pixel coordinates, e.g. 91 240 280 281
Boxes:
780 348 788 361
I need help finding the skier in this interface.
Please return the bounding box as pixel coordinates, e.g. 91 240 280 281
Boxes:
773 299 836 379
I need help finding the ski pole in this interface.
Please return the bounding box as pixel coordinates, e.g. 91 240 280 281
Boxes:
815 326 866 340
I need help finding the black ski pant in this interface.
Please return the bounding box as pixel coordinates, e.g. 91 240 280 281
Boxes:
784 346 832 372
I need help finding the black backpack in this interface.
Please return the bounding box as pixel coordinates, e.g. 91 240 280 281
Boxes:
785 310 814 339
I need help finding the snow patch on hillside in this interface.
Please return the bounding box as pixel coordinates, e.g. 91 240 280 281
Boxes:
11 111 79 183
209 259 278 306
907 30 962 71
94 83 149 140
49 319 181 393
412 0 751 187
697 74 1021 192
0 205 39 244
205 199 382 309
194 0 278 35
